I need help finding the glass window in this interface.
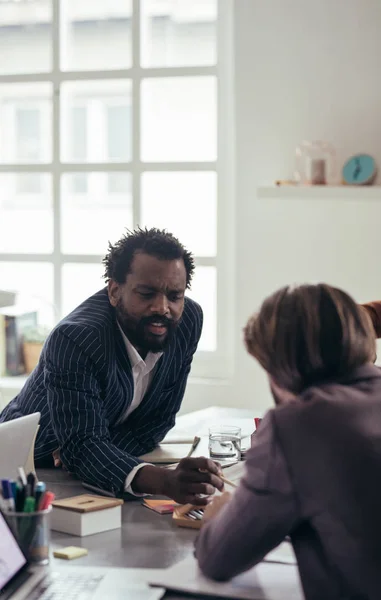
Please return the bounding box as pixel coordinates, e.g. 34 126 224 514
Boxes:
60 0 132 71
0 174 52 254
61 173 133 255
187 266 217 352
0 1 52 75
62 264 105 317
141 77 217 162
0 83 52 164
141 172 217 257
0 262 54 326
141 0 217 67
107 105 131 161
61 80 132 163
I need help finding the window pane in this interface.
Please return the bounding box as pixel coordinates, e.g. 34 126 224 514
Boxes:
62 264 105 317
0 83 52 164
61 173 133 255
61 0 132 71
141 0 217 67
0 262 54 326
0 1 52 75
0 174 52 254
187 266 216 352
61 80 132 163
141 77 217 162
141 172 216 257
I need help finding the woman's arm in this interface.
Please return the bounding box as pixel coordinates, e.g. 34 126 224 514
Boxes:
195 412 300 581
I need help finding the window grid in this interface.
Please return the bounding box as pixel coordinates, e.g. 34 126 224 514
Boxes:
0 0 233 378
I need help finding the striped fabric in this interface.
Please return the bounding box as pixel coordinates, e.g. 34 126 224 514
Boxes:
0 288 203 495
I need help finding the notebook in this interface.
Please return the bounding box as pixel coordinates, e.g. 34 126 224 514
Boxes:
149 549 302 600
139 443 195 463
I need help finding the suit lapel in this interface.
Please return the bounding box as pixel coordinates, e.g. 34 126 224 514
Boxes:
107 324 134 424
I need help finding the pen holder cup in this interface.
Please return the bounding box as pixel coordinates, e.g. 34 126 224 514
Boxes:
5 506 52 565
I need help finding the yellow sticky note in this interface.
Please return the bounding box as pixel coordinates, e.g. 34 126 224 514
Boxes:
53 546 88 560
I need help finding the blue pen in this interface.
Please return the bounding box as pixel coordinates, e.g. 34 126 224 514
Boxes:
1 479 15 512
34 481 46 511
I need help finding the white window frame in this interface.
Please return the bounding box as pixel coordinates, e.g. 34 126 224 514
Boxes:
0 0 234 380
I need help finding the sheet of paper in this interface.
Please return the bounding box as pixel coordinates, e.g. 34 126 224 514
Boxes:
149 553 303 600
263 541 296 565
139 443 194 463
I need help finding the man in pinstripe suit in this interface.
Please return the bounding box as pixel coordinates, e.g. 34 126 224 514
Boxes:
0 228 224 502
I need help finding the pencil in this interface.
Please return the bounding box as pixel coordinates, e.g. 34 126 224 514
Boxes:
219 474 237 489
187 436 201 457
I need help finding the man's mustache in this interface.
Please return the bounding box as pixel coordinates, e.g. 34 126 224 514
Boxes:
139 315 174 327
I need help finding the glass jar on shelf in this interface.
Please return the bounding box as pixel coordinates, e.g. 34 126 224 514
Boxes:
295 140 336 185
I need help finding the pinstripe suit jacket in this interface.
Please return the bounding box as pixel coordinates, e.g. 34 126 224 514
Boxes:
0 288 203 495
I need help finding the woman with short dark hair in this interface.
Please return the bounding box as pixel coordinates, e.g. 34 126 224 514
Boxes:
195 284 381 600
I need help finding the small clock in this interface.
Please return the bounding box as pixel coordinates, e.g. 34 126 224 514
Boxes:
342 154 377 185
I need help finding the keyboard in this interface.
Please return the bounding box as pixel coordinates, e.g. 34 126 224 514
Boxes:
29 572 104 599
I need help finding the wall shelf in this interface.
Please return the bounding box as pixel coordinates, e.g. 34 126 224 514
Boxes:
257 185 381 200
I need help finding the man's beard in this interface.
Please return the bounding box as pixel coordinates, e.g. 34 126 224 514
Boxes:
115 300 178 354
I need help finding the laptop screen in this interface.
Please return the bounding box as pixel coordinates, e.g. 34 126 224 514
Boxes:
0 511 27 591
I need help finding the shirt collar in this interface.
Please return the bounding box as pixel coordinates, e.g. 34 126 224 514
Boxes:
117 321 163 370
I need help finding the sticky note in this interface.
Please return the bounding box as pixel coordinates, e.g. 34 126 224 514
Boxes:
53 546 88 560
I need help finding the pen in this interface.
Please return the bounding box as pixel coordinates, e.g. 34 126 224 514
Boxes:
39 491 55 511
34 481 46 511
1 479 16 512
18 466 27 488
27 472 36 497
23 497 36 513
10 481 17 502
15 482 26 513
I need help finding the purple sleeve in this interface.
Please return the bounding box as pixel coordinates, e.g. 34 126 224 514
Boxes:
195 411 300 581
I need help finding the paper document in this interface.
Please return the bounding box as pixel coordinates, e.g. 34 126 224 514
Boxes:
149 552 303 600
139 443 195 463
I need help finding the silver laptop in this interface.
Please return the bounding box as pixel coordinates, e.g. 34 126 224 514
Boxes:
0 413 40 480
0 509 165 600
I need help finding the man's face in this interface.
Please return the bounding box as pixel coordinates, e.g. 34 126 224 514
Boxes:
108 252 187 354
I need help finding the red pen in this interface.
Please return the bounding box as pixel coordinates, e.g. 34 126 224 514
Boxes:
254 418 262 430
39 491 55 511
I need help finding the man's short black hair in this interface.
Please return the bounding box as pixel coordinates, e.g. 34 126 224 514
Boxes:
102 227 195 288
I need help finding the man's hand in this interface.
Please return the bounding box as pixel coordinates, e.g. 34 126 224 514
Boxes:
52 448 62 468
164 457 224 505
131 457 224 504
202 491 232 522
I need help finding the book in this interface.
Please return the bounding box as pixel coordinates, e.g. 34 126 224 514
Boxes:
0 306 38 376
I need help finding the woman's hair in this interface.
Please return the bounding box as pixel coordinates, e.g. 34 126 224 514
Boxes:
244 284 375 394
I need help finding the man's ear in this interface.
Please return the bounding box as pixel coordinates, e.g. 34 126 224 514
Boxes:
108 280 120 307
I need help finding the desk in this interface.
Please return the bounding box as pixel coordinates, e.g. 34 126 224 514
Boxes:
39 407 301 599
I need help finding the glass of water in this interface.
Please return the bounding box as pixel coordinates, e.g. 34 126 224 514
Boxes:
209 426 241 460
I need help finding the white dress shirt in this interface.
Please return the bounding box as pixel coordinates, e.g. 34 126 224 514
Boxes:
116 322 163 495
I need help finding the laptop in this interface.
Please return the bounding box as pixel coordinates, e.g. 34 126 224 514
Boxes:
0 509 165 600
0 413 41 479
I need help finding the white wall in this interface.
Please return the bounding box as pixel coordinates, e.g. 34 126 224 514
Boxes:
184 0 381 415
